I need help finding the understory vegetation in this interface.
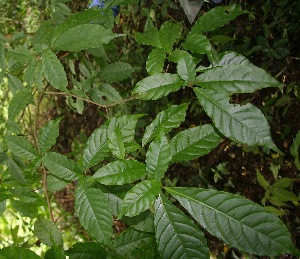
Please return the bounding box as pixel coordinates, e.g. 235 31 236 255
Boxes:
0 0 299 258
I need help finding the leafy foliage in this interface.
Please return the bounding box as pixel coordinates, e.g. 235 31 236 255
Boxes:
0 1 299 258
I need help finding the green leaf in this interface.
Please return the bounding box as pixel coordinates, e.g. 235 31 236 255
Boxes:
217 51 254 66
75 183 113 243
42 49 68 91
107 114 144 143
52 24 120 51
7 74 24 93
142 103 189 146
93 160 146 185
176 51 196 85
90 84 122 105
66 242 107 259
7 46 34 65
154 194 209 259
34 218 63 246
256 171 270 190
100 62 135 82
11 200 39 218
43 152 79 181
146 48 166 75
123 210 154 233
135 28 161 48
194 88 280 152
120 180 161 217
6 156 27 184
170 124 222 162
8 89 33 121
47 174 69 192
5 135 39 161
38 118 61 154
166 187 297 256
133 73 183 100
190 4 243 35
182 34 212 55
108 126 125 159
196 65 281 93
113 227 155 257
0 247 40 259
146 132 170 180
83 127 110 170
44 243 65 259
159 21 182 53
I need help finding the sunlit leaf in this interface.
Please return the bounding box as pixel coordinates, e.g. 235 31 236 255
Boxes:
34 218 63 246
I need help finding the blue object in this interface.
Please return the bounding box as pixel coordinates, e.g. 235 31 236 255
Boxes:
89 0 120 17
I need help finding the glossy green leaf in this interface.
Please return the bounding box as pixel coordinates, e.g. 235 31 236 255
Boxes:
8 89 33 121
135 28 161 48
75 183 113 243
146 133 170 180
38 118 61 154
120 180 161 217
123 210 154 233
66 242 107 259
177 51 196 85
159 21 182 53
154 194 209 259
107 114 144 143
100 62 135 82
109 126 125 159
194 88 280 152
0 247 40 259
113 227 156 257
166 187 297 256
42 49 68 91
196 65 281 93
52 24 120 51
43 152 79 181
182 34 212 55
217 51 254 66
93 160 146 185
146 48 166 75
190 4 243 35
5 135 39 161
133 73 183 100
142 103 189 146
83 127 110 170
34 218 63 246
170 124 222 162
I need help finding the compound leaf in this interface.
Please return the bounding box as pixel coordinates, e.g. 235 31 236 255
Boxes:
142 103 189 146
194 88 280 152
93 160 146 185
166 187 297 256
120 180 161 217
75 183 113 244
170 124 222 162
154 194 208 259
133 73 183 100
